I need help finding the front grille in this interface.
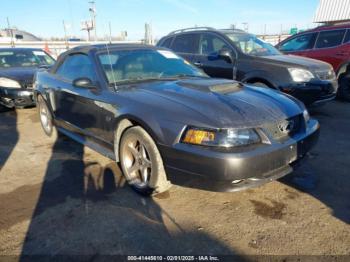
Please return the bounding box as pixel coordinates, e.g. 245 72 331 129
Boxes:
263 115 302 140
315 69 335 81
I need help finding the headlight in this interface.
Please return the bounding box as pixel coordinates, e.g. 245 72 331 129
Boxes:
0 77 21 88
181 127 261 147
303 109 310 123
288 68 314 82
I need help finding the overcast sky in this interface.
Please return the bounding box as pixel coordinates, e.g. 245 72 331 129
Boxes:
0 0 319 40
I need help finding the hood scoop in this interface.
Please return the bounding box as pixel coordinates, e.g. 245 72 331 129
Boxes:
178 79 242 94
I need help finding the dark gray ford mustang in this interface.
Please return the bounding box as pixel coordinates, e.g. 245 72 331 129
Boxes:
34 44 320 195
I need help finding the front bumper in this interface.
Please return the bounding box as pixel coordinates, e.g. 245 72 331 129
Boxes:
159 119 320 192
281 79 338 107
0 87 35 108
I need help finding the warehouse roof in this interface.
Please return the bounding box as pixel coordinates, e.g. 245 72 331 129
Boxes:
314 0 350 23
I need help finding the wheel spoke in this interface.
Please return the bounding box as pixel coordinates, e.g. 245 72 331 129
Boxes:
143 158 152 168
41 107 47 116
140 144 147 158
127 143 139 159
128 163 140 176
140 166 149 182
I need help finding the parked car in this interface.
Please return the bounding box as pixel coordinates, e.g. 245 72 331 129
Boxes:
276 23 350 101
34 44 319 196
157 27 338 107
0 48 55 109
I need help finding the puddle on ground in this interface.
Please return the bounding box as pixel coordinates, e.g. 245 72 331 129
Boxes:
250 199 286 220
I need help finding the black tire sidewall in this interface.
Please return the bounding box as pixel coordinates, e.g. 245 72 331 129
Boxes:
338 74 350 101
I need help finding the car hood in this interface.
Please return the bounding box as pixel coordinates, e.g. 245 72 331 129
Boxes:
0 67 37 82
261 54 331 71
135 78 303 128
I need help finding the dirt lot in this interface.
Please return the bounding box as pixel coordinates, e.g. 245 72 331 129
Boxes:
0 101 349 259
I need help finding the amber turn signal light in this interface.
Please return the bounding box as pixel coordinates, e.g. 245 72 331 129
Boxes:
182 129 215 145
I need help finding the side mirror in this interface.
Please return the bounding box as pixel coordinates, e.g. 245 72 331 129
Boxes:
218 49 234 64
72 77 96 89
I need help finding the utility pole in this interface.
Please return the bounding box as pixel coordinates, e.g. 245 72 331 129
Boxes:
108 21 112 44
89 1 97 41
6 17 14 47
63 20 69 50
144 22 154 45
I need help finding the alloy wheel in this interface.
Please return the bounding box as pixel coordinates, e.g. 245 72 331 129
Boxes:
39 98 52 134
121 137 152 188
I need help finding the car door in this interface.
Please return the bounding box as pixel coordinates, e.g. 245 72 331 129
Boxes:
52 53 110 142
305 29 348 71
170 33 199 63
192 32 234 79
278 32 318 57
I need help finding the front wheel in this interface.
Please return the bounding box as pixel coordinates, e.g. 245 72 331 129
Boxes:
338 74 350 102
119 126 171 196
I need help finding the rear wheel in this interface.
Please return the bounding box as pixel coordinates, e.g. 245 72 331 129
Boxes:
338 73 350 102
119 126 171 196
0 104 10 113
37 95 58 139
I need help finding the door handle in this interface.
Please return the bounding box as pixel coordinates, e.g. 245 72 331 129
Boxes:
193 61 203 67
335 51 348 56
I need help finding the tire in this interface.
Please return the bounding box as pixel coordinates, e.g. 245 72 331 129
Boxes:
337 74 350 102
0 104 11 113
250 82 270 88
119 126 171 196
37 95 59 139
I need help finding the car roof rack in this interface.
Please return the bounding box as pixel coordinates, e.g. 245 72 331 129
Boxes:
167 27 216 35
219 28 246 33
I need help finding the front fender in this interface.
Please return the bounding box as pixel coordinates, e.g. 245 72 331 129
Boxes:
241 70 279 89
336 61 350 78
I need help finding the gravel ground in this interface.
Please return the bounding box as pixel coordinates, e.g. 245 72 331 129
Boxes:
0 101 349 260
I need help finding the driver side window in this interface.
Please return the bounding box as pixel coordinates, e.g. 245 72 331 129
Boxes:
200 34 229 55
56 53 96 82
280 33 317 52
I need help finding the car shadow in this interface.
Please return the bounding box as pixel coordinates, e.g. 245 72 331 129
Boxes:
0 107 18 174
280 101 350 224
19 135 241 259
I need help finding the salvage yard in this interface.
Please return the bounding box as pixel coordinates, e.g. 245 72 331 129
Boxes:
0 101 349 257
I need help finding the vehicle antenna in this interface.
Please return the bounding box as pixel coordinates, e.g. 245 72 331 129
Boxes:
105 43 118 91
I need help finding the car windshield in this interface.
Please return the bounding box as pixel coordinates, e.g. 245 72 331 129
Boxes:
98 49 208 84
224 32 281 56
0 50 55 68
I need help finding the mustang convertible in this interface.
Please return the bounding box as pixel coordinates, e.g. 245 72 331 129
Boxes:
34 44 320 195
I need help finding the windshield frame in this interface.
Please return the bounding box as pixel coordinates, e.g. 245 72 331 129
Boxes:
223 32 282 57
0 49 56 69
95 48 209 86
